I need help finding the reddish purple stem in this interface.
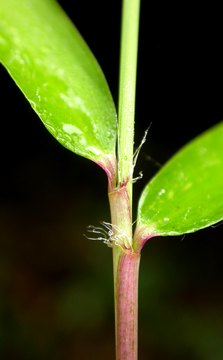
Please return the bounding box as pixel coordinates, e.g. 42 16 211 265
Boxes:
114 250 140 360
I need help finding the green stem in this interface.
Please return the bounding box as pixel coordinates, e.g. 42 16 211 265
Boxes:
118 0 141 203
110 0 141 358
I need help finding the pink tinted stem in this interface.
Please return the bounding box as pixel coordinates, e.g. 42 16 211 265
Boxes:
113 247 140 360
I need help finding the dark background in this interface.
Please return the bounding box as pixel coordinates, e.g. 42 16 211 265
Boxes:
0 1 223 359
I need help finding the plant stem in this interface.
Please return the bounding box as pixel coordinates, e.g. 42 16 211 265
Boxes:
118 0 141 203
109 185 140 360
113 247 140 360
110 0 141 358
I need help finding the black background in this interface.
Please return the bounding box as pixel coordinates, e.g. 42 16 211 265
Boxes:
0 1 223 359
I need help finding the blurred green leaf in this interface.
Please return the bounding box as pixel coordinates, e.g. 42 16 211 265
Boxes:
0 0 117 169
136 122 223 238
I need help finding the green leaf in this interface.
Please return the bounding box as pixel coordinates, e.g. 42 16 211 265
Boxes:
0 0 117 171
136 122 223 239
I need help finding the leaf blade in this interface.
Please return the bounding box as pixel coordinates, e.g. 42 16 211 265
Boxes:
0 0 117 169
136 122 223 238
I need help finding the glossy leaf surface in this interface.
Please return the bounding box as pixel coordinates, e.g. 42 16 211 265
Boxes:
136 122 223 238
0 0 117 169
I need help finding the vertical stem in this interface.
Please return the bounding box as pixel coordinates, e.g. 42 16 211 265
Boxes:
110 0 141 359
113 248 140 360
109 187 140 360
118 0 141 203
